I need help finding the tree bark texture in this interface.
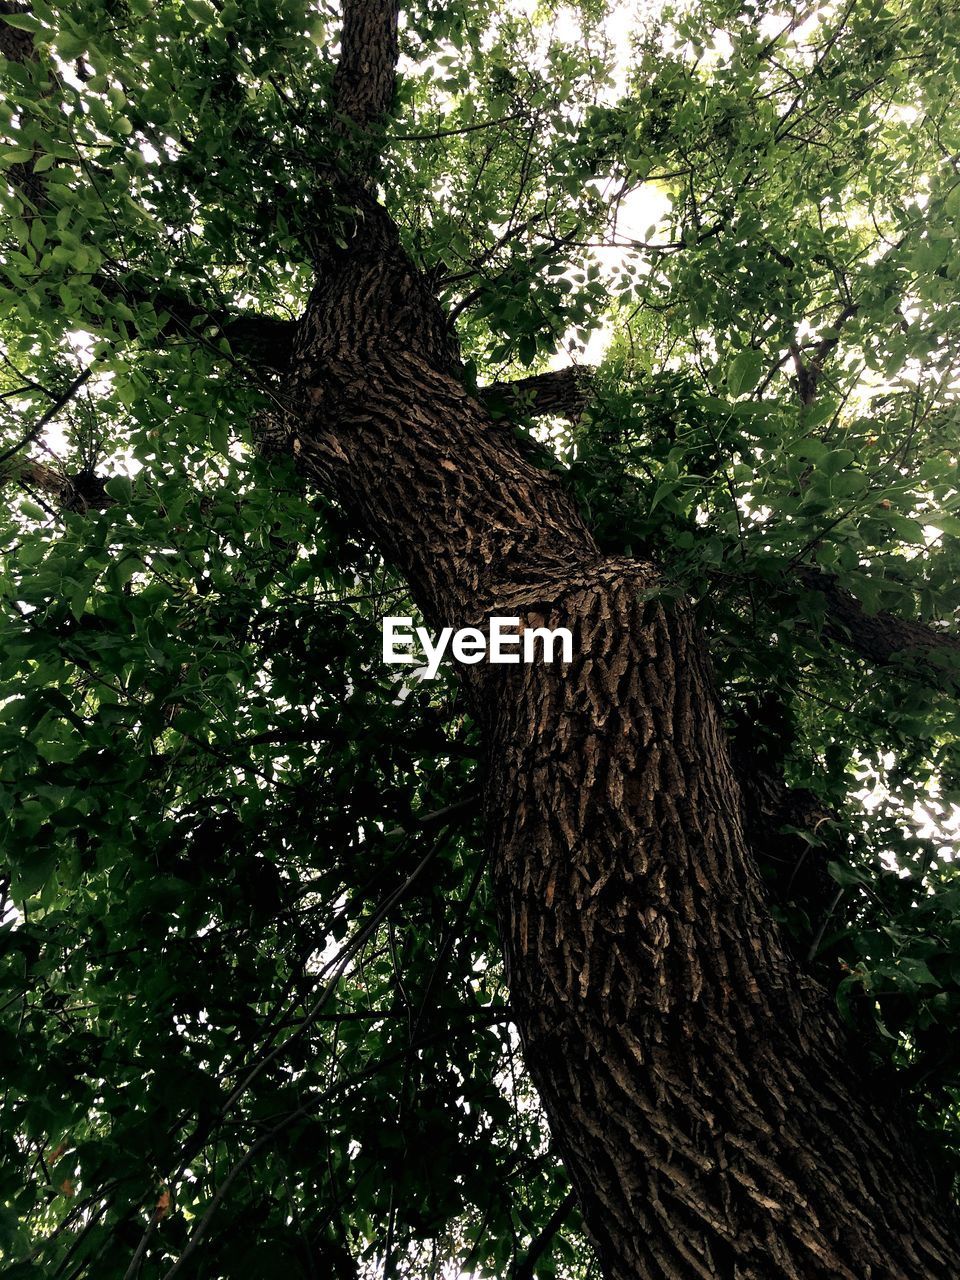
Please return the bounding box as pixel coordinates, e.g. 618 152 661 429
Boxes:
278 188 960 1277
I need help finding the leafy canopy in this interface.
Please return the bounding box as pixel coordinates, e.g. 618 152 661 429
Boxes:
1 0 960 1276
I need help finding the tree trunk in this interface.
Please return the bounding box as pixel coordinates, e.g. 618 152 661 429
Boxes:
484 578 953 1280
277 206 960 1278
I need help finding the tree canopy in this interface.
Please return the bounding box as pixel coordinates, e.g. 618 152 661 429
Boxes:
1 0 960 1276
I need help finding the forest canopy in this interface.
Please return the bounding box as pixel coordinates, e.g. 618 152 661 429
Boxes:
2 0 960 1276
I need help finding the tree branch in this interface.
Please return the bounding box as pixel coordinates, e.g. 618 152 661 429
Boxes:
331 0 399 179
68 274 297 374
790 303 859 404
480 366 597 423
149 289 297 372
0 367 92 467
1 456 114 511
510 1190 577 1280
798 565 960 683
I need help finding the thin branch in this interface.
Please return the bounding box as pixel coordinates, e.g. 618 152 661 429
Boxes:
387 111 524 142
511 1191 578 1280
0 367 92 467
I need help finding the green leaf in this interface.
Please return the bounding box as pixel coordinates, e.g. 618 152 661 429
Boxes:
209 420 230 455
103 475 133 502
820 449 855 476
1 11 40 30
787 438 830 464
111 555 140 589
727 349 763 397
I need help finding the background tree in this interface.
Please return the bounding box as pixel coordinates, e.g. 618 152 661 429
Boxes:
2 0 960 1276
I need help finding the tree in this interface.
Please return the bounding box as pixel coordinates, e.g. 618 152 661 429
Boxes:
2 0 960 1275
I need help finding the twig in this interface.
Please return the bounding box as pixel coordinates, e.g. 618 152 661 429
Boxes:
0 366 92 467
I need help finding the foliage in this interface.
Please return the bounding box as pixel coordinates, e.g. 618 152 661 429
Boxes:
1 0 959 1275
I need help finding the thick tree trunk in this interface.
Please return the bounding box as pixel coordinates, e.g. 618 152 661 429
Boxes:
485 580 953 1280
278 210 960 1278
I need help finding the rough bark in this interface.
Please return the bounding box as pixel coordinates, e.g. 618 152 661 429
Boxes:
0 1 32 62
481 365 598 422
262 2 960 1275
278 190 960 1280
484 576 954 1280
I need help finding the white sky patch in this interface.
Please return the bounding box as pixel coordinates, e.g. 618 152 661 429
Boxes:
551 179 673 368
858 754 960 873
549 1 643 99
30 329 149 481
